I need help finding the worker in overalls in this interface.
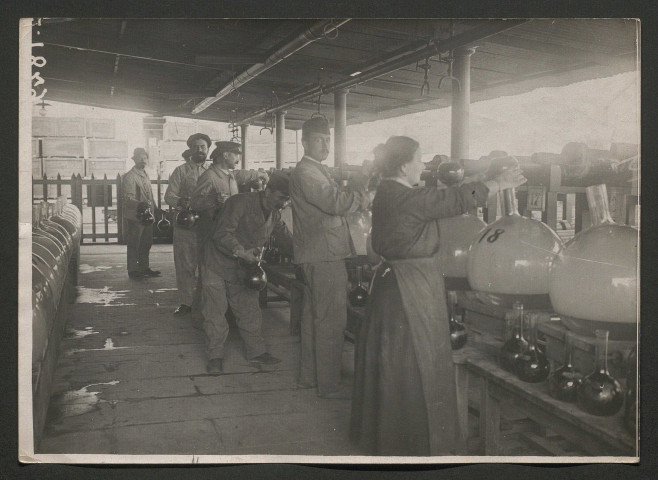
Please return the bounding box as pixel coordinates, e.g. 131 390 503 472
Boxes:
201 171 293 373
164 134 211 315
122 147 160 279
190 141 269 371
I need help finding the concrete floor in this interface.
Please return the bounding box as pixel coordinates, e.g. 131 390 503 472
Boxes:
39 244 360 456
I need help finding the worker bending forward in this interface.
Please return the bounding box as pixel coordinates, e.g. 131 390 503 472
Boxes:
164 134 210 315
201 172 292 373
189 141 268 263
290 117 372 399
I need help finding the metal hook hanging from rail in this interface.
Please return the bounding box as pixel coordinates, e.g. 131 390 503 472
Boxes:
437 21 462 92
311 86 328 120
417 56 432 96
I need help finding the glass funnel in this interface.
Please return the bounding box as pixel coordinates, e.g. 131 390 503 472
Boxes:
547 330 582 402
577 329 624 416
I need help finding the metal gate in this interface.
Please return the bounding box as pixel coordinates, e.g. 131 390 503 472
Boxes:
33 173 171 244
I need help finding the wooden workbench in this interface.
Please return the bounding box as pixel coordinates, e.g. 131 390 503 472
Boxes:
462 347 637 457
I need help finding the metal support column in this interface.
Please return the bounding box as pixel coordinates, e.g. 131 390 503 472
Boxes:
240 124 248 169
334 88 348 167
275 111 286 170
450 47 476 161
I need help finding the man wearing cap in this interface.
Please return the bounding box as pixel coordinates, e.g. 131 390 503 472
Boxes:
122 147 161 279
164 134 211 315
201 171 293 373
189 141 269 259
290 116 372 399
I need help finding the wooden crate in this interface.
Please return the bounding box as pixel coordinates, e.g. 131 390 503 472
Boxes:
86 158 127 177
43 158 85 177
32 117 58 137
88 140 128 158
160 141 189 161
163 121 197 141
538 321 635 380
56 117 86 137
41 138 86 157
202 122 225 141
85 118 116 138
160 159 184 179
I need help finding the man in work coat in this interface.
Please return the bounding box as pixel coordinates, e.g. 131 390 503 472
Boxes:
290 117 372 399
164 134 211 315
201 172 292 373
122 147 161 279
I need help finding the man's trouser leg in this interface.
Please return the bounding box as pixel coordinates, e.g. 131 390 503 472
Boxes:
226 282 266 360
137 223 153 271
125 220 142 273
200 265 229 360
173 227 197 306
299 261 348 395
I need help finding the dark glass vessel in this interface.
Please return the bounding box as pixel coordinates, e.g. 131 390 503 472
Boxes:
349 266 369 308
577 329 624 416
498 301 527 372
515 313 550 383
547 330 582 402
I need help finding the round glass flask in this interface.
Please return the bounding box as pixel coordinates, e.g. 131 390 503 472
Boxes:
514 313 550 383
577 329 624 416
547 330 582 402
498 301 528 372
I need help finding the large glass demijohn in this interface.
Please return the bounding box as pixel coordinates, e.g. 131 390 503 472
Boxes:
437 162 487 283
549 184 638 340
466 188 563 309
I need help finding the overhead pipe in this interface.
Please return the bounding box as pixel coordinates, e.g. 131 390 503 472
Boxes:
238 19 529 126
192 19 351 114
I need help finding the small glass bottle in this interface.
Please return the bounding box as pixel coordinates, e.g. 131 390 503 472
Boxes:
515 313 550 383
577 329 624 416
547 330 582 402
498 301 527 371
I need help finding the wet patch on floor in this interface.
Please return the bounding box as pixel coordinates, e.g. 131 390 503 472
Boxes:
75 286 136 307
47 381 120 424
65 338 132 356
79 264 114 274
65 326 100 339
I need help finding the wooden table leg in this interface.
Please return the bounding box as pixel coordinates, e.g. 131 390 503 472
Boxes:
454 361 469 454
480 378 501 455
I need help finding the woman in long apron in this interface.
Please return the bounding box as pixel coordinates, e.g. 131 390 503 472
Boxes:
350 136 525 456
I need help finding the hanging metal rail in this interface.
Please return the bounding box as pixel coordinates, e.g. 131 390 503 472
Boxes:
237 19 529 126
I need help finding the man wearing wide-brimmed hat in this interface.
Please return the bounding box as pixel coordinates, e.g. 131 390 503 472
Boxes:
164 133 211 315
122 147 160 279
290 116 372 399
